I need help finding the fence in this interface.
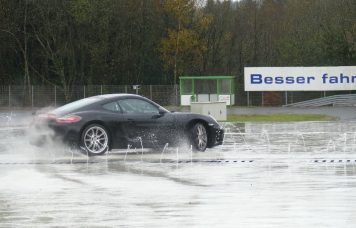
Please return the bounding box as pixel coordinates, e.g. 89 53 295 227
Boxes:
0 85 355 108
0 85 179 108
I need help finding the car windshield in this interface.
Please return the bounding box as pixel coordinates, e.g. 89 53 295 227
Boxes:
52 97 101 115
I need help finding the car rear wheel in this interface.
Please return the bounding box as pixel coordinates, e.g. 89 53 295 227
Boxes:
191 123 208 152
81 124 109 156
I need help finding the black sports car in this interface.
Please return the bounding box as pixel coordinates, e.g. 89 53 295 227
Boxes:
32 94 224 156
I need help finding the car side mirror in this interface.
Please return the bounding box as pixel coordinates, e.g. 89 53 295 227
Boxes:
159 109 166 115
152 109 166 119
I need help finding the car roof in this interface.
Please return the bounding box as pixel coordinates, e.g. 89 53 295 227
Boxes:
93 93 141 100
52 93 169 116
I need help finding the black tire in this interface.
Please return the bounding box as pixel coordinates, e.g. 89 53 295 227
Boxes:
190 123 208 152
80 124 110 156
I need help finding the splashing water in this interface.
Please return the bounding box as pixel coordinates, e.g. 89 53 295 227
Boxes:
160 143 169 163
299 133 306 152
139 137 144 162
261 130 270 152
343 133 347 152
106 146 110 164
124 144 131 162
327 140 336 152
70 147 74 164
0 112 15 126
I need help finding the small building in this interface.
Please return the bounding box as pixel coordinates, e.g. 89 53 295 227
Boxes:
179 76 236 106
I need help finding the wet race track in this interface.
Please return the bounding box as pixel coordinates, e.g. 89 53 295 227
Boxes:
1 116 356 227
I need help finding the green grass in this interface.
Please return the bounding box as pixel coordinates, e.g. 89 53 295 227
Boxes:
226 113 337 122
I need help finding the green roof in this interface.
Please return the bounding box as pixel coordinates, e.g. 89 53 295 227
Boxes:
179 76 236 80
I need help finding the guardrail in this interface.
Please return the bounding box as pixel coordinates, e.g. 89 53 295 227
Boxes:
283 94 356 107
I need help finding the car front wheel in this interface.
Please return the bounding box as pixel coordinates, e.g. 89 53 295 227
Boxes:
191 123 208 152
81 124 109 156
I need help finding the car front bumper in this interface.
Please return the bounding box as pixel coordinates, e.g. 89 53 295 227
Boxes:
208 126 224 147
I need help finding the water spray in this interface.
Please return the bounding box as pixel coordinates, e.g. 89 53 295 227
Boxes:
124 144 131 162
139 137 144 162
160 143 169 164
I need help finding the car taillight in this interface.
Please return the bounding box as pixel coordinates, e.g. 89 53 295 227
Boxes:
38 113 57 120
55 115 82 124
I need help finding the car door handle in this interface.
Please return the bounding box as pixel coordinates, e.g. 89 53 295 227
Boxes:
127 118 135 123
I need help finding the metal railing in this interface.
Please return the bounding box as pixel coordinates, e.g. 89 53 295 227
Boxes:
0 85 355 108
240 91 356 107
0 85 179 108
283 94 356 107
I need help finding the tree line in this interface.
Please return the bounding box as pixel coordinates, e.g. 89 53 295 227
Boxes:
0 0 355 100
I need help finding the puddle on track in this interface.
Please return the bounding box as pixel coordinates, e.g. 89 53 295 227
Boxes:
1 121 356 227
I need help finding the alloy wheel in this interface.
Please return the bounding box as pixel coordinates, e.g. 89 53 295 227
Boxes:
195 124 207 151
83 126 109 154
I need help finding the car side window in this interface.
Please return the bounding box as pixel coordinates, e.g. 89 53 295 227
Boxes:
103 101 122 113
118 99 159 114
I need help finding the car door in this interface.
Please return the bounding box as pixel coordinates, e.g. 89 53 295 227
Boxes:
101 101 128 148
152 111 176 145
117 98 162 147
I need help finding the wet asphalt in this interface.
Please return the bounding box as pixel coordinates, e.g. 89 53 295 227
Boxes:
1 109 356 227
1 121 356 227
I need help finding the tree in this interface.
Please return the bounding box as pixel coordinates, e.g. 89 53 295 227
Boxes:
0 0 355 100
0 0 31 98
31 0 85 101
160 0 209 83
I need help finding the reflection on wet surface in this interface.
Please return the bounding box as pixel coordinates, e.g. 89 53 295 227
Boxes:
1 122 356 227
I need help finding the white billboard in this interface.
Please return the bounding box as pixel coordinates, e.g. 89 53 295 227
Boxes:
244 66 356 91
